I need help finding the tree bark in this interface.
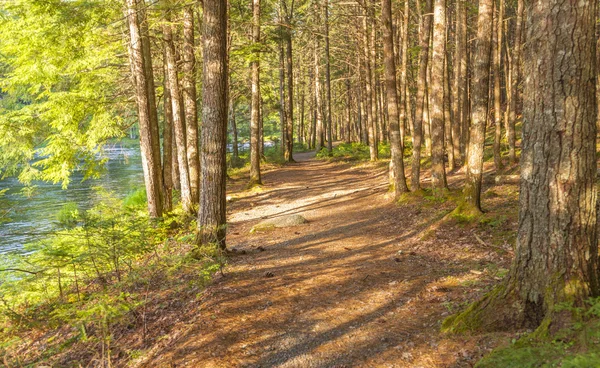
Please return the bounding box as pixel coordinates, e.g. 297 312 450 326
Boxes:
324 0 333 154
429 0 448 191
452 0 465 167
182 6 200 205
445 0 600 333
410 0 433 191
249 0 262 185
398 0 409 147
162 59 173 213
463 0 493 213
198 0 228 249
492 0 503 171
163 8 193 214
362 10 377 161
124 0 163 218
507 0 523 164
314 36 324 152
382 0 409 197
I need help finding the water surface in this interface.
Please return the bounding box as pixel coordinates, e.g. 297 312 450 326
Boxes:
0 146 143 253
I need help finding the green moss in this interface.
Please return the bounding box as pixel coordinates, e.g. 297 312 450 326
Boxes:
442 283 507 334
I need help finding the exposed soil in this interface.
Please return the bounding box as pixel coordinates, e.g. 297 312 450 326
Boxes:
134 151 521 368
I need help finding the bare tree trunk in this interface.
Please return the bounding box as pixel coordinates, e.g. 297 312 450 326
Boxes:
314 36 324 152
492 0 504 171
163 8 193 214
445 0 600 332
346 78 352 143
410 0 433 191
369 5 379 159
398 0 410 147
507 0 523 164
229 101 239 160
452 0 465 167
284 30 295 162
456 0 468 163
182 6 200 205
198 0 228 249
278 36 287 155
162 60 173 212
124 0 163 218
363 10 377 161
324 0 333 154
249 0 262 185
382 0 409 197
463 0 493 213
429 0 448 191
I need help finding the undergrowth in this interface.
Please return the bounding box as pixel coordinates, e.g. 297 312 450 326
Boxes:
0 188 224 366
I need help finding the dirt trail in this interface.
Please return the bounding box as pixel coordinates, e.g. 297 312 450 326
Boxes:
142 153 514 368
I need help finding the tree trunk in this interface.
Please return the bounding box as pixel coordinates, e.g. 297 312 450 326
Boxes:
452 0 465 167
410 0 433 191
507 0 523 164
162 60 173 213
182 6 200 205
324 0 333 154
398 0 409 147
445 0 600 333
229 101 239 160
249 0 262 185
163 8 193 214
278 37 287 155
124 0 163 218
382 0 409 198
456 0 468 163
429 0 448 191
198 0 228 249
363 11 377 161
492 0 503 171
284 22 295 162
314 36 324 152
463 0 493 213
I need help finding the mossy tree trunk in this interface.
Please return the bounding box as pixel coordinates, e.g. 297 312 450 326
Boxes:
445 0 599 333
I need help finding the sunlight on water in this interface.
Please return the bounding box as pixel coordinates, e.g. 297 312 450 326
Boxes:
0 145 144 253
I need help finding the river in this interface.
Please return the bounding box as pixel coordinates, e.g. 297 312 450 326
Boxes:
0 146 144 253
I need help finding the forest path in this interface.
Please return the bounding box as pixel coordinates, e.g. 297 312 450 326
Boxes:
142 153 510 368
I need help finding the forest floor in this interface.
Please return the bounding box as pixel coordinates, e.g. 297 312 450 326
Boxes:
136 150 523 368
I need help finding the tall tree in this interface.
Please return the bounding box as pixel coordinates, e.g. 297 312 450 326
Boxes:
463 0 493 213
324 0 333 154
382 0 409 198
507 0 523 164
249 0 262 186
429 0 447 191
124 0 163 218
281 0 295 162
182 6 200 205
163 6 193 214
410 0 433 191
198 0 228 248
445 0 599 332
492 0 503 171
451 0 466 166
162 60 174 213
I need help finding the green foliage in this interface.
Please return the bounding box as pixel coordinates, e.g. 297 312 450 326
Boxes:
0 0 129 186
122 188 148 210
316 142 393 161
56 202 80 228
